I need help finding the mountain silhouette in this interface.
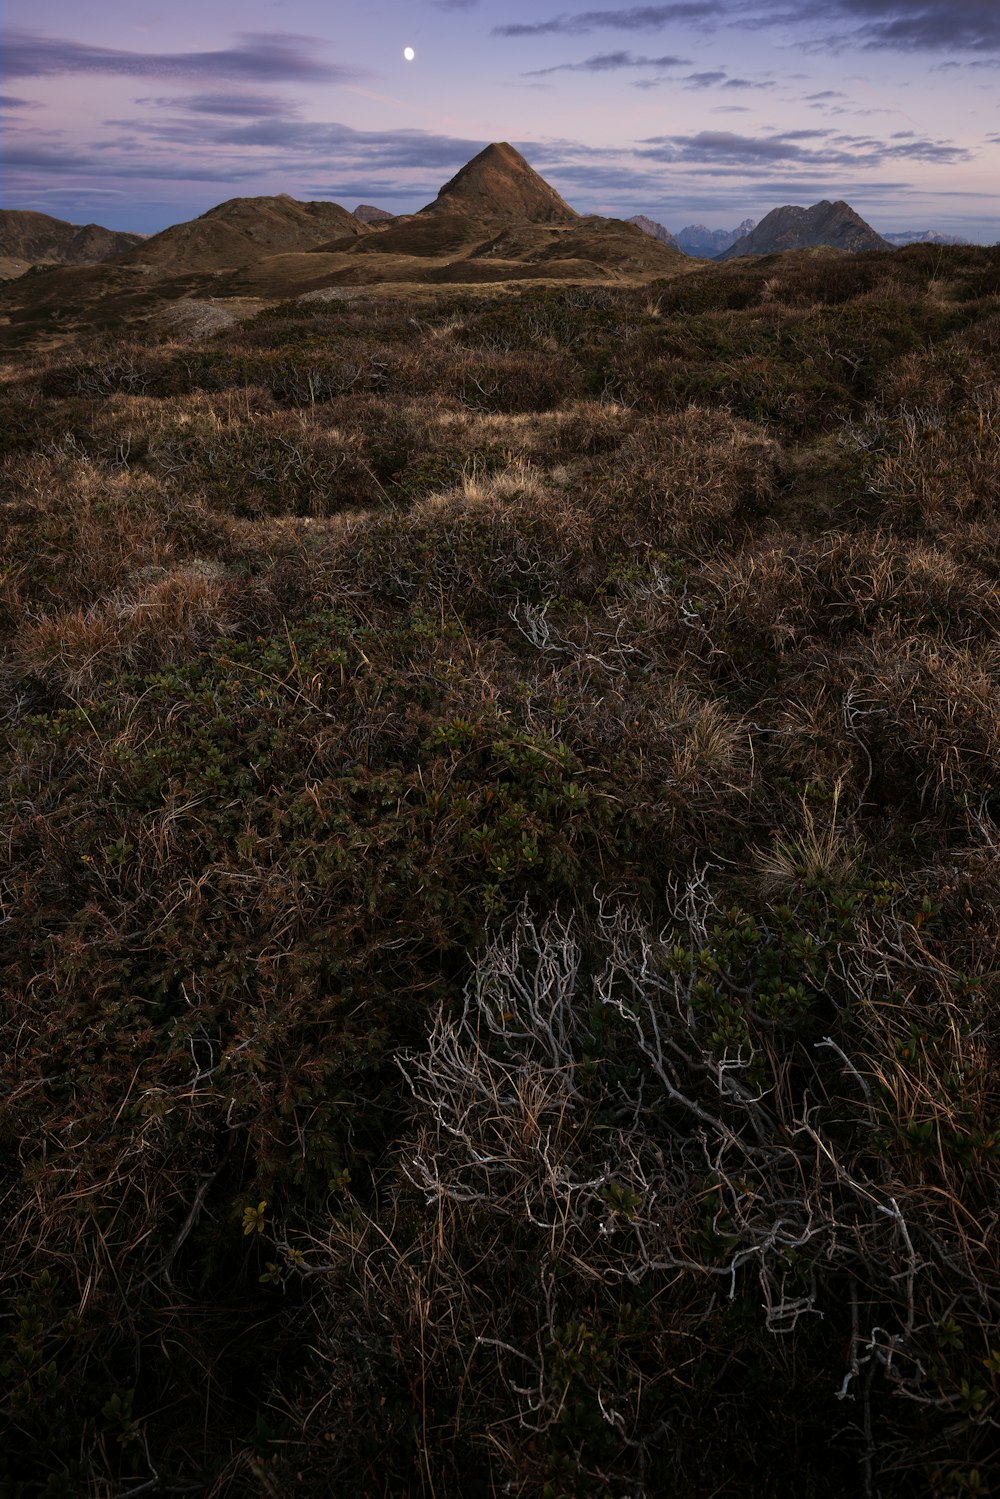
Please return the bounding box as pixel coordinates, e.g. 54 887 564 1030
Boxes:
420 142 579 225
718 201 892 259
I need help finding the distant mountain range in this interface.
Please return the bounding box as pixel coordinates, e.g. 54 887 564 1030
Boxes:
627 217 755 256
881 229 970 247
0 143 691 340
628 209 971 259
1 178 978 296
678 220 757 256
1 143 991 353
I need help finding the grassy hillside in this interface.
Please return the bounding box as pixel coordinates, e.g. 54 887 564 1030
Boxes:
2 243 1000 1497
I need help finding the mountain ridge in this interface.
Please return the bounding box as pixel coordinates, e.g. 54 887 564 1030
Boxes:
882 228 969 247
0 209 145 280
677 219 755 256
119 195 367 273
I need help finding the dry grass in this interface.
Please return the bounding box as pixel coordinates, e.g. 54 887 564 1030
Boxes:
3 257 1000 1498
583 404 779 544
12 561 235 695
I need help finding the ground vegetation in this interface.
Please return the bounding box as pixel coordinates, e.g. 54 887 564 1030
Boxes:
2 243 1000 1497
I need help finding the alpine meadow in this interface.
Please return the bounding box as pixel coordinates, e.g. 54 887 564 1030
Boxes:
2 139 1000 1499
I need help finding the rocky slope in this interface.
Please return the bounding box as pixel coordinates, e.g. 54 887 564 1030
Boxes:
627 215 678 249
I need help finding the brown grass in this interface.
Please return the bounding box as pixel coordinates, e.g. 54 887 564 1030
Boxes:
3 257 1000 1498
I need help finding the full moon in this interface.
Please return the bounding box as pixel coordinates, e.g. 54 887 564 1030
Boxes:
403 46 415 61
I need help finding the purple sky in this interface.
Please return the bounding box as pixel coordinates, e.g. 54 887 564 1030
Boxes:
3 1 998 240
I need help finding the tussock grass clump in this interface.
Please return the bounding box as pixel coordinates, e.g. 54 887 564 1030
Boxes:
2 256 1000 1497
584 404 779 543
856 392 1000 526
11 560 235 696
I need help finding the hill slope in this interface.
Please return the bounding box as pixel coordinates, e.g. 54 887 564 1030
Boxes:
719 200 892 259
121 194 366 273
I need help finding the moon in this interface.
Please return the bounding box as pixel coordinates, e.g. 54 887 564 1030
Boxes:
403 46 415 61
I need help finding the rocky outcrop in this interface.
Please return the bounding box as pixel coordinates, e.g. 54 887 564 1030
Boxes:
628 215 678 248
354 205 395 224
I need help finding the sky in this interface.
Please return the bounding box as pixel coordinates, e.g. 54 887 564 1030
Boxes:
2 1 999 241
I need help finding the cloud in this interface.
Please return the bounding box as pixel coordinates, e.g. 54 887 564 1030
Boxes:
525 50 689 74
133 92 298 118
305 180 426 200
677 67 775 88
86 112 489 177
32 186 129 198
531 157 700 199
936 57 1000 70
805 89 845 99
637 127 974 171
2 141 256 181
495 4 721 38
829 0 1000 52
684 70 727 86
1 94 38 109
4 29 357 83
648 130 810 162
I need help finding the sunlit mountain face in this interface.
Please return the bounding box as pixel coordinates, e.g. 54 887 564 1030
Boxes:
3 1 997 241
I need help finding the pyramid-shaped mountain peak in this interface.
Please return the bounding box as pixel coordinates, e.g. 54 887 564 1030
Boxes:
420 142 579 225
